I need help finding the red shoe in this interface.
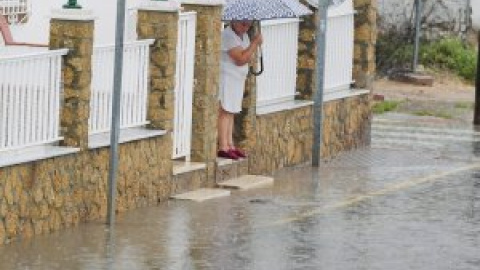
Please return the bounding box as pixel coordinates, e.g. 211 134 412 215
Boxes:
231 148 247 158
218 150 239 160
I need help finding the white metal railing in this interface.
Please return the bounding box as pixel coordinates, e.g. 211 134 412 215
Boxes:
325 0 355 93
0 0 30 24
173 12 196 160
256 18 300 107
0 49 68 152
89 39 154 135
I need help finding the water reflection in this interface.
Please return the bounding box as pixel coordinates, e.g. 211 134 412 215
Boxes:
1 147 480 269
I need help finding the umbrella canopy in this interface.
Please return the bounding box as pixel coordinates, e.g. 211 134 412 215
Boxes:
222 0 313 21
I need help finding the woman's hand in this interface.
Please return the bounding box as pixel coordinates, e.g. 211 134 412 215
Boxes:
228 33 263 66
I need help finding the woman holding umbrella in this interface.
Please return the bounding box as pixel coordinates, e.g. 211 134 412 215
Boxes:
217 20 263 159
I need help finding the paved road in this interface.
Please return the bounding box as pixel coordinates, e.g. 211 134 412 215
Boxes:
0 113 479 270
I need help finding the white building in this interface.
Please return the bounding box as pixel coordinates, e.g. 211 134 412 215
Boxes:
377 0 471 39
472 0 480 30
4 0 139 45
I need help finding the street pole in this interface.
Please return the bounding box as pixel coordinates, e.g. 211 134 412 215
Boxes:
107 0 127 226
312 0 330 167
412 0 422 73
474 33 480 125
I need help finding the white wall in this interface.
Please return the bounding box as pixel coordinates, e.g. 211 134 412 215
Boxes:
9 0 138 45
472 0 480 30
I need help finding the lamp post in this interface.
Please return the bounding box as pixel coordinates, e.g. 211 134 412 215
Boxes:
412 0 423 73
63 0 82 9
471 1 480 124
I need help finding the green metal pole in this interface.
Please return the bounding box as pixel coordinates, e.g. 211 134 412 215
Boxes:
107 0 127 226
63 0 82 9
312 0 331 167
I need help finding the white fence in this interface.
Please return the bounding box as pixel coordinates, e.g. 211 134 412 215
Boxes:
0 49 68 152
172 12 196 160
0 0 30 23
256 18 300 107
256 1 355 106
325 0 355 93
89 39 154 135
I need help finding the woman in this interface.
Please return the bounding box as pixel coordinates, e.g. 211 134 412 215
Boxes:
218 20 263 160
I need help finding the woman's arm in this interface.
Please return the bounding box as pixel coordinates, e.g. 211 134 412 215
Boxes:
227 34 263 66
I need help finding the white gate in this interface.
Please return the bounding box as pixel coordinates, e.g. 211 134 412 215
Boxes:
325 0 355 93
90 39 154 134
172 12 196 160
256 18 300 107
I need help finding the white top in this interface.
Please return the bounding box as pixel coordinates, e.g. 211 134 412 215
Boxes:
218 26 250 113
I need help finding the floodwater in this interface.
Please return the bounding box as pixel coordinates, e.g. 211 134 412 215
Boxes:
1 115 480 270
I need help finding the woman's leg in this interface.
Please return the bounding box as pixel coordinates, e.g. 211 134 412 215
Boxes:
217 106 230 152
227 113 235 150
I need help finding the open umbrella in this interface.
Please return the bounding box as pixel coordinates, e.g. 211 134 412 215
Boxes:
222 0 313 76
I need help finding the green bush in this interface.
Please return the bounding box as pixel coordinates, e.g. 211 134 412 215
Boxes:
376 34 477 83
420 38 477 82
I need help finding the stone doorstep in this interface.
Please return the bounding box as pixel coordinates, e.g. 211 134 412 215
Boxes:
217 175 274 190
172 161 207 176
215 157 249 183
216 156 247 166
170 188 231 202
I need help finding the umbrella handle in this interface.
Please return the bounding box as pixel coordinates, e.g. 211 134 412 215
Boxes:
249 21 264 76
249 46 263 76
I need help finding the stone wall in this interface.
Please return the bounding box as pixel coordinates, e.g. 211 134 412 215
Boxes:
354 0 377 89
137 10 178 131
250 94 371 175
0 137 171 244
249 107 313 175
182 4 223 181
322 94 372 159
49 18 94 149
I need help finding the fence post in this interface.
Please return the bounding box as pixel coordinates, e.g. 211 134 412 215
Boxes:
49 9 95 150
297 0 319 100
137 2 179 132
182 1 224 184
353 0 377 89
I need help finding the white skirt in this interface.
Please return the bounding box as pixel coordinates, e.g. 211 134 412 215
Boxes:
219 69 247 114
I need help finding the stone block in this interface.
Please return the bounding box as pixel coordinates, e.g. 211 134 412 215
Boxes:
393 72 434 86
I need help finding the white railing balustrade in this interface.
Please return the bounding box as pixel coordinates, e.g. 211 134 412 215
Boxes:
0 0 30 23
325 0 355 93
0 49 68 152
172 12 196 160
256 18 300 107
89 39 154 135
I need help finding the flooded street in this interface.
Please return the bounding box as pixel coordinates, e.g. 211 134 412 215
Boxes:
1 114 480 269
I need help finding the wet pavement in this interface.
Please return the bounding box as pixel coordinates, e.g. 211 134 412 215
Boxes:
1 113 480 270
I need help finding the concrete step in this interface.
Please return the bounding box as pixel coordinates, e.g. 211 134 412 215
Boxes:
217 175 274 190
170 188 231 202
216 157 249 184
